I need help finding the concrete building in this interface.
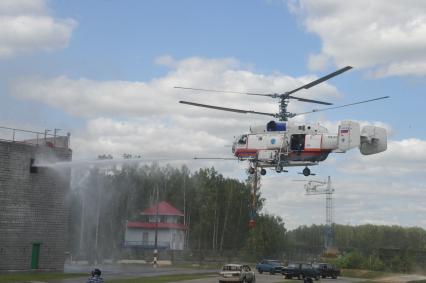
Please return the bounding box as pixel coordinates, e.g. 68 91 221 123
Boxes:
0 127 72 271
124 201 187 251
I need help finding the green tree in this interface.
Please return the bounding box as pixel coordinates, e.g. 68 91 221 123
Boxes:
244 214 287 260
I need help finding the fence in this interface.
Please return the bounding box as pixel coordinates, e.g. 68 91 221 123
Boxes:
124 241 170 249
0 126 70 149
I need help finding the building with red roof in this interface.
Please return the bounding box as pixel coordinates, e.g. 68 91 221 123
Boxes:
142 201 184 216
124 201 187 250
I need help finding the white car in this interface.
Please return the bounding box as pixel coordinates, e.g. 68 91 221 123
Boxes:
219 264 256 283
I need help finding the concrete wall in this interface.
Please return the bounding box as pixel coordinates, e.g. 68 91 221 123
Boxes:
0 140 72 271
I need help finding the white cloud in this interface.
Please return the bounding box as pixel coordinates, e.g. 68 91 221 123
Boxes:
0 0 76 58
9 56 350 161
0 0 46 15
339 138 426 175
155 55 176 67
10 55 426 229
290 0 426 77
11 56 341 119
71 117 228 159
261 172 426 230
66 114 248 180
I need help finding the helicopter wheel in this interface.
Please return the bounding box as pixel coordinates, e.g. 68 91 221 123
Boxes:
260 168 266 176
303 167 311 176
248 167 256 175
275 165 283 173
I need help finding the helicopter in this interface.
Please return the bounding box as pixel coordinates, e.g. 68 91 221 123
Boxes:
175 66 389 177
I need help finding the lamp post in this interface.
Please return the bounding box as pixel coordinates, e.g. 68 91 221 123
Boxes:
53 128 61 146
153 185 159 268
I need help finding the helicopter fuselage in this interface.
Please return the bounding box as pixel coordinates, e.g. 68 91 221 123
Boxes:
232 120 387 173
233 121 335 169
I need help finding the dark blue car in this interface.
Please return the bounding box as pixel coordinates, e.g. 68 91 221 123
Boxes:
255 259 284 275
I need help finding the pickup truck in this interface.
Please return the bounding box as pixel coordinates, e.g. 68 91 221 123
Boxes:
312 263 340 279
255 259 284 275
281 263 320 280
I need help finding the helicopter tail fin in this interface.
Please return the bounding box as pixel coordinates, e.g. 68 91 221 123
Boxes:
359 126 387 155
337 121 360 152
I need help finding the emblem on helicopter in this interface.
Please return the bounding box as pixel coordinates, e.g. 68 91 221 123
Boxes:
176 66 389 177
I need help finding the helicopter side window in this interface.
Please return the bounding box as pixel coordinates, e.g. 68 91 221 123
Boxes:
290 134 305 151
238 135 247 145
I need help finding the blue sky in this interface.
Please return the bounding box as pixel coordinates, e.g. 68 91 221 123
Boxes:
2 0 426 229
5 0 425 138
51 0 312 79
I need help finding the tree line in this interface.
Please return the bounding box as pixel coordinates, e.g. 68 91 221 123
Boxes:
68 161 426 272
287 224 426 272
68 162 286 263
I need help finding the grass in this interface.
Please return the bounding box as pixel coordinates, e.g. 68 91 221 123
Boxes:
108 273 215 283
341 269 426 283
341 269 393 279
0 272 86 283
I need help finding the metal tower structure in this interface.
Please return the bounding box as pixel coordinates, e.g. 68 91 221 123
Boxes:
303 176 335 249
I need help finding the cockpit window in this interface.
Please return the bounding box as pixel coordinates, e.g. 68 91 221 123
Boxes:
238 135 247 145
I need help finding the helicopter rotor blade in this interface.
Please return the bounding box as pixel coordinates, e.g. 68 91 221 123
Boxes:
294 96 390 116
285 66 353 95
179 101 277 118
175 86 334 103
288 95 333 105
174 86 270 96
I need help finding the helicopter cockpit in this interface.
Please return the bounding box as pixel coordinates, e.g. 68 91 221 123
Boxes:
232 134 247 153
238 135 247 145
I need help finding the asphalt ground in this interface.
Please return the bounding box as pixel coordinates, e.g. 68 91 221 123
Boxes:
52 264 218 282
55 264 366 283
55 264 426 283
170 274 365 283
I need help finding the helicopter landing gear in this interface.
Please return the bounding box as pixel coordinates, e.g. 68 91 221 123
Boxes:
260 168 266 176
301 167 316 176
303 167 310 176
275 165 288 173
248 167 255 174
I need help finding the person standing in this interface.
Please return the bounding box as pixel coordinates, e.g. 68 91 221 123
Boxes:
86 268 104 283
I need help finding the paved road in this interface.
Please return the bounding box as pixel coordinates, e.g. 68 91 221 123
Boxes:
32 263 426 283
55 265 361 283
170 274 365 283
51 264 218 283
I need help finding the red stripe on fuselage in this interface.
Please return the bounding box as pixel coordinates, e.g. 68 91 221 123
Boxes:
303 148 322 152
289 150 331 157
235 148 331 158
234 148 257 158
